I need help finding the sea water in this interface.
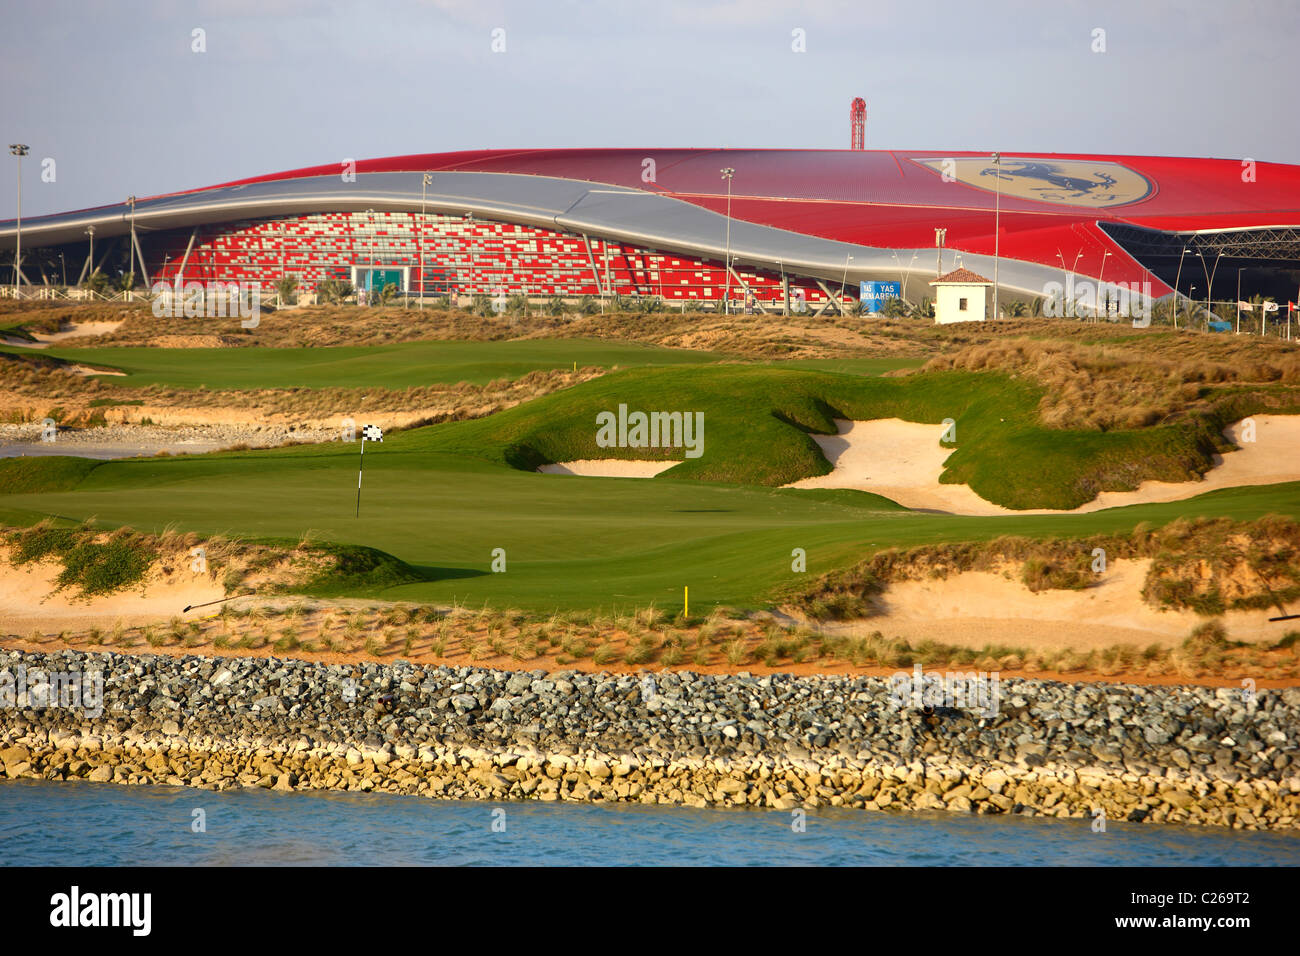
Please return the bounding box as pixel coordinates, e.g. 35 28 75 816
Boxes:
2 779 1298 866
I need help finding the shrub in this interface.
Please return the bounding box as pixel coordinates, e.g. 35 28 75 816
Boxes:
1184 619 1228 653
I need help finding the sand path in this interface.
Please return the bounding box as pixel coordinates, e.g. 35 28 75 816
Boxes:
784 415 1300 515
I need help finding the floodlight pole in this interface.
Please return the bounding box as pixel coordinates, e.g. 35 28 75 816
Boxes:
934 228 946 279
720 167 734 315
86 225 95 289
991 152 1001 319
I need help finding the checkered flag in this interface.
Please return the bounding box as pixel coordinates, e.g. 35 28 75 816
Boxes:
355 425 383 516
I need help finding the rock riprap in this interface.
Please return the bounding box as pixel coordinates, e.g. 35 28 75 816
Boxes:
1 649 1297 829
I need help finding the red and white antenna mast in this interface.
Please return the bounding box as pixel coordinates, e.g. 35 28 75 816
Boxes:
850 97 866 150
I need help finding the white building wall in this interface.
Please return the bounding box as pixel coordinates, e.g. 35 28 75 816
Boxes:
934 284 988 324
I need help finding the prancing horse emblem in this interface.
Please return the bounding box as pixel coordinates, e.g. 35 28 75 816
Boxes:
915 157 1154 208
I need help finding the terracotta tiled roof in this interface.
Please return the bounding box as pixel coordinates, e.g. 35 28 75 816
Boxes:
929 267 992 285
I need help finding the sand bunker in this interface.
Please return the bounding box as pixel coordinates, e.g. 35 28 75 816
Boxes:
0 320 124 349
538 459 681 478
785 416 1300 515
0 555 223 635
807 558 1282 650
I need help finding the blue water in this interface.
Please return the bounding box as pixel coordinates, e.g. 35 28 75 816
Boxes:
4 780 1299 865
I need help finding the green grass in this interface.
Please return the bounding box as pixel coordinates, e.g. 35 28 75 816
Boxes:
0 363 1294 614
769 357 925 376
0 456 103 495
5 338 728 389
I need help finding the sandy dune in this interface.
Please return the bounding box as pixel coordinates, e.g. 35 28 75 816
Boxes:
785 415 1300 515
809 558 1284 650
538 459 681 477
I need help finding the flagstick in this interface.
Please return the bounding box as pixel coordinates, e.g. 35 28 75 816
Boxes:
355 437 366 517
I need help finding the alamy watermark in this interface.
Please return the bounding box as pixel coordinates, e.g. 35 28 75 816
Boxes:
151 280 261 327
1042 278 1152 325
1 664 104 718
889 663 1001 718
595 404 704 458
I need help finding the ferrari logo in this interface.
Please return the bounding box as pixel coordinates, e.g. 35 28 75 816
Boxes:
917 157 1154 208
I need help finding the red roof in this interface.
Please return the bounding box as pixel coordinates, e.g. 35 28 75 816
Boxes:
930 267 992 285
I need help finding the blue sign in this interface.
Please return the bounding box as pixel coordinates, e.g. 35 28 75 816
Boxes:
859 280 901 313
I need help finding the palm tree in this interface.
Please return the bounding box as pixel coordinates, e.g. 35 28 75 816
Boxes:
275 275 298 305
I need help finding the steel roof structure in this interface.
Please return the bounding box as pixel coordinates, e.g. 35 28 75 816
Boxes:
3 148 1298 300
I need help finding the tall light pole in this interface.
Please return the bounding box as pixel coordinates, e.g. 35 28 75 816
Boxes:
1188 285 1197 327
778 259 786 316
1171 247 1191 329
891 249 920 305
1056 248 1083 317
934 227 947 278
1096 250 1112 321
464 211 475 302
840 254 854 315
1236 266 1244 334
419 172 431 310
9 144 29 290
720 167 734 315
991 152 1001 319
86 224 95 289
126 195 138 290
1197 250 1223 326
366 208 376 305
59 251 66 287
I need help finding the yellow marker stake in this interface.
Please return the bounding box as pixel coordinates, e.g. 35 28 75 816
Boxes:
684 586 689 618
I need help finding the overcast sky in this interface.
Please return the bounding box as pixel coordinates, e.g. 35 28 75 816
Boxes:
3 0 1297 218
